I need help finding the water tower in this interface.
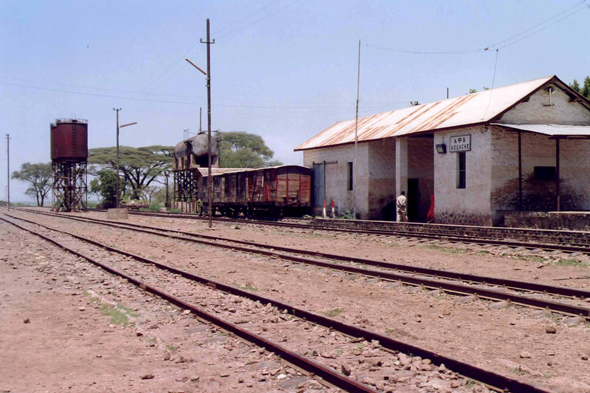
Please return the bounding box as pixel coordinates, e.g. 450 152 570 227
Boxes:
50 118 88 211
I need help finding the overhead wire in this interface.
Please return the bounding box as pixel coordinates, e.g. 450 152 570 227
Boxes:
367 0 588 55
136 0 301 97
0 80 408 111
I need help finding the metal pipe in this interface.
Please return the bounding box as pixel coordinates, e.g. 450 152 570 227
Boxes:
5 134 10 210
354 39 361 219
114 108 121 209
206 19 213 229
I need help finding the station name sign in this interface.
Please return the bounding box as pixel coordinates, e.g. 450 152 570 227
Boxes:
449 135 471 152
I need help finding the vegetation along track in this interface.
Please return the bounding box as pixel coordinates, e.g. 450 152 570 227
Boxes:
122 209 590 255
14 209 590 319
0 212 549 393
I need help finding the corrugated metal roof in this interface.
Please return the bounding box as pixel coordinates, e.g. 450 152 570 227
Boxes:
197 168 247 177
492 124 590 137
294 75 555 151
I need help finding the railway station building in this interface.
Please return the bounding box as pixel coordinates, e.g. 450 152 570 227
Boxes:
295 75 590 226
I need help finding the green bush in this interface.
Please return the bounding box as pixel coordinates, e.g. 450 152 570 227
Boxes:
86 201 99 209
169 208 181 213
148 202 162 212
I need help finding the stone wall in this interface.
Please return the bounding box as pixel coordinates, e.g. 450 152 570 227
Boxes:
505 211 590 230
314 217 590 244
433 126 492 225
490 128 590 218
490 84 590 224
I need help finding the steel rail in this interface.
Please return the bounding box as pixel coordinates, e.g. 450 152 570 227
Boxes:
0 215 375 393
0 214 550 393
18 209 590 300
120 209 590 254
10 211 590 319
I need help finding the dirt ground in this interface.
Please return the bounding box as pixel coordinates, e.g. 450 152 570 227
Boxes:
3 209 590 392
0 220 322 393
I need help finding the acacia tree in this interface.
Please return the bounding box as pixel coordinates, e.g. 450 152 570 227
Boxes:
12 162 52 206
218 132 282 168
89 145 173 199
569 77 590 99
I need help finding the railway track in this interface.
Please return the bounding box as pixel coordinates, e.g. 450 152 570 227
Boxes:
12 209 590 319
116 209 590 255
0 212 549 393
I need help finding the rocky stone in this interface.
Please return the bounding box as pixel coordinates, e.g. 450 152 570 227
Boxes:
23 318 30 324
454 295 476 305
489 301 510 310
520 351 531 359
140 374 155 380
563 316 585 326
545 325 557 334
341 364 351 376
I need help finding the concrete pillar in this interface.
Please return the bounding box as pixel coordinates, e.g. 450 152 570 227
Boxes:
395 137 408 197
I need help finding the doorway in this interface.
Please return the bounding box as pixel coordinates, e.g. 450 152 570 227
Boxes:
407 178 420 222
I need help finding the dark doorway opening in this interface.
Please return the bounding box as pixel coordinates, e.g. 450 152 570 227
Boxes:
407 178 420 221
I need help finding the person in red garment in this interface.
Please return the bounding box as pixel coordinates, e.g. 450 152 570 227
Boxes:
427 194 435 223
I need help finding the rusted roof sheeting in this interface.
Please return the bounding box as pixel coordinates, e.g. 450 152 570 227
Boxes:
295 76 554 151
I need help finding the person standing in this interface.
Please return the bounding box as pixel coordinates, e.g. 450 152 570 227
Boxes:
397 191 408 222
427 194 435 223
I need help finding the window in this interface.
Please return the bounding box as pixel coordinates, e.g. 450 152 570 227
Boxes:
457 152 466 189
347 162 353 191
534 166 556 181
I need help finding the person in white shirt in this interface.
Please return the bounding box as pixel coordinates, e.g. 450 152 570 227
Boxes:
396 191 408 222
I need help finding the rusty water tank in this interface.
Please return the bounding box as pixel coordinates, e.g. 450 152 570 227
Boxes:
50 119 88 162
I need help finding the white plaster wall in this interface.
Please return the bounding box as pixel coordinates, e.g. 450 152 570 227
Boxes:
491 127 590 216
302 143 370 218
497 86 590 125
434 126 492 225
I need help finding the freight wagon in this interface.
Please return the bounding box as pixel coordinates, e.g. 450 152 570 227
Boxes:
198 165 312 217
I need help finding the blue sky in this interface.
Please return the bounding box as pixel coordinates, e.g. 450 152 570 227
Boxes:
1 0 589 202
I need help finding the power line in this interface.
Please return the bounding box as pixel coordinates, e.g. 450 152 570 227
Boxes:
213 0 285 35
216 0 303 40
0 80 410 111
488 0 587 48
367 0 588 55
497 3 588 49
366 43 488 55
136 0 299 98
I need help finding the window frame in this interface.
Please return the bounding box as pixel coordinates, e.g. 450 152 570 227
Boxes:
457 152 466 189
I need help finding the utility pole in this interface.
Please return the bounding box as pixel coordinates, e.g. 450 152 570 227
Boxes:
201 19 215 229
113 108 122 208
353 39 361 219
5 134 10 210
199 107 202 133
